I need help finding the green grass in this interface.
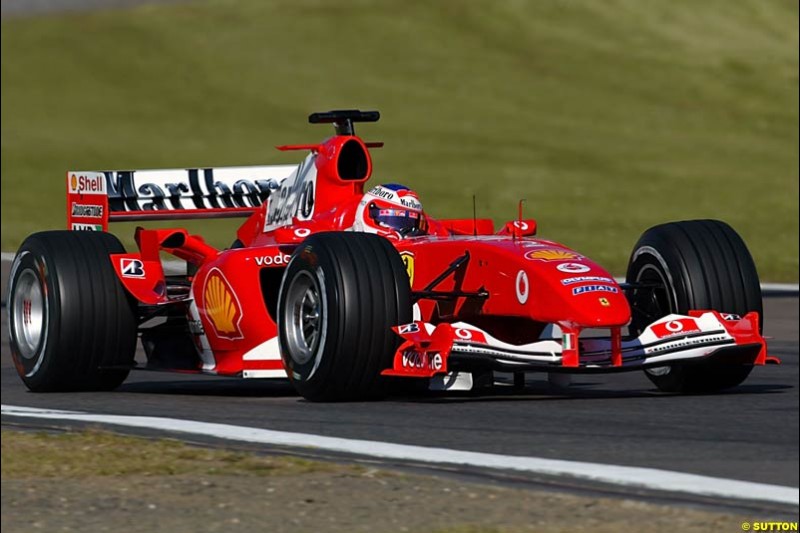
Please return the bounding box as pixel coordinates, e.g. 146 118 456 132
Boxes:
1 429 344 478
2 0 797 279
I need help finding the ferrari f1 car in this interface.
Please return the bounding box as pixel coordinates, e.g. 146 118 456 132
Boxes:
8 110 775 401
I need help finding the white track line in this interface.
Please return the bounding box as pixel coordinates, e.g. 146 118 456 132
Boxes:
761 282 800 292
2 252 797 292
2 404 797 506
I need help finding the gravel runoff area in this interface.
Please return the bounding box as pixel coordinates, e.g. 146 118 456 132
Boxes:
1 475 752 533
1 428 776 533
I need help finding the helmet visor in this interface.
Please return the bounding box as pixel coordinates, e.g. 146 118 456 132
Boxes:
368 204 424 235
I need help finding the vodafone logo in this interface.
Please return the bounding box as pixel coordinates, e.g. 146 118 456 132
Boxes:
557 263 590 274
513 221 529 231
515 270 529 304
666 321 684 332
651 318 701 339
294 228 311 238
254 254 291 266
455 328 473 340
454 327 487 343
401 350 443 371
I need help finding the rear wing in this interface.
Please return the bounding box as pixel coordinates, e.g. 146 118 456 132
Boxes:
66 164 301 231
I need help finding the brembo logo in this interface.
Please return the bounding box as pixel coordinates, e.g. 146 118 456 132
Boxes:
203 269 243 340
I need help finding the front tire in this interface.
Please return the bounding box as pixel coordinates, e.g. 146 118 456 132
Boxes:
8 231 138 392
625 220 762 393
277 232 412 401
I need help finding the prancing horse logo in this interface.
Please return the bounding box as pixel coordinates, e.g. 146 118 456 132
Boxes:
400 252 415 287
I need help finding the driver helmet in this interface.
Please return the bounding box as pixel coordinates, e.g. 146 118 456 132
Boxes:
352 183 427 238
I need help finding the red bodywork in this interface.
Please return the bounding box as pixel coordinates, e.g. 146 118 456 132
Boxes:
65 126 771 381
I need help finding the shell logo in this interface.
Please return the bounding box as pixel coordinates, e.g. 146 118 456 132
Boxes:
203 269 243 339
525 249 580 261
70 174 78 191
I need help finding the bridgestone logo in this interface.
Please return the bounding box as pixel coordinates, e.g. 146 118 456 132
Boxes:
71 203 104 218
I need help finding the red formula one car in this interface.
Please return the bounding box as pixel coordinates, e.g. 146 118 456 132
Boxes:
8 110 775 401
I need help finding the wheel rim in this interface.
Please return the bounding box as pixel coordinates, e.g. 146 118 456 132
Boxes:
631 263 674 377
283 271 323 366
12 268 46 360
630 264 673 333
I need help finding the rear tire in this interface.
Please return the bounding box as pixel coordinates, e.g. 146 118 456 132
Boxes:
625 220 762 393
8 231 138 392
277 232 412 401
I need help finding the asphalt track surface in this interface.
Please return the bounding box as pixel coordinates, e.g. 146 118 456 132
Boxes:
2 256 799 511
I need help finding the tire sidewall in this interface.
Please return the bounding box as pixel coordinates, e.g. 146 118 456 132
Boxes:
8 240 62 390
277 243 338 391
9 231 138 392
628 241 702 384
626 221 761 392
626 244 678 331
276 232 412 401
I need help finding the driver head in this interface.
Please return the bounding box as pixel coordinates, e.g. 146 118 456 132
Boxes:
352 184 427 239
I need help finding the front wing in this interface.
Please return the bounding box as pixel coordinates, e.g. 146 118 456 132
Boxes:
381 311 773 378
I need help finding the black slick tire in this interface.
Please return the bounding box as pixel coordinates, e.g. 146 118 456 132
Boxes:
8 231 138 392
625 220 762 393
277 232 412 401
